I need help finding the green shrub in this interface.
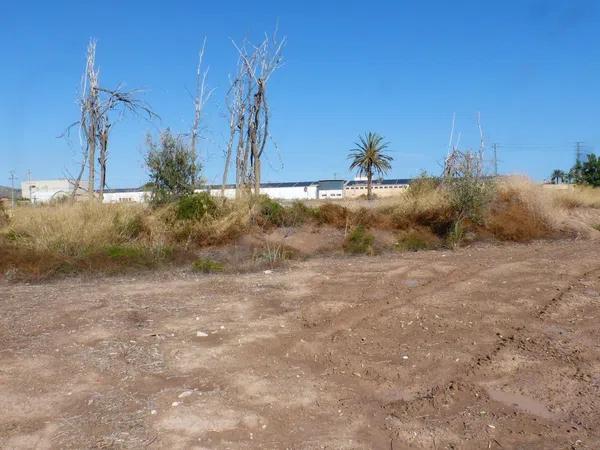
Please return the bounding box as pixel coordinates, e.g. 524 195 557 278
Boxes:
105 245 144 259
192 258 224 273
176 192 217 221
104 245 154 266
395 228 440 252
407 171 440 198
446 221 465 248
593 224 600 232
446 178 495 225
285 201 315 226
257 196 286 226
344 225 374 255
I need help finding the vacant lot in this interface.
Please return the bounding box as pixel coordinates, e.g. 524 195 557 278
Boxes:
1 239 600 449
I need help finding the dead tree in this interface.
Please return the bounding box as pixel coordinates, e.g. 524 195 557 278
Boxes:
222 64 243 196
77 39 100 199
190 38 214 187
67 39 156 201
95 86 156 200
442 112 485 180
229 31 285 196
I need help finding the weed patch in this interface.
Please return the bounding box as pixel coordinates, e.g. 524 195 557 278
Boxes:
192 258 224 273
176 193 217 221
395 228 440 252
344 225 374 255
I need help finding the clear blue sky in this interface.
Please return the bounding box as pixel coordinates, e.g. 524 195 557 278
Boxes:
1 0 599 188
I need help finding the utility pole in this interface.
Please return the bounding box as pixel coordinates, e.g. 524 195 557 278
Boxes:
9 170 17 209
576 141 584 164
492 143 499 177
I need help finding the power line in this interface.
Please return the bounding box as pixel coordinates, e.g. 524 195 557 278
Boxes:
576 141 584 164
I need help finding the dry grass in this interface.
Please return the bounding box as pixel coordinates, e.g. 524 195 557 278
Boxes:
550 186 600 209
485 178 557 241
7 202 150 255
1 178 596 281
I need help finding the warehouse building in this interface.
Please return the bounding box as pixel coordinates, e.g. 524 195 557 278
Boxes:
22 177 412 204
344 178 411 198
208 181 318 200
21 179 86 203
102 188 151 203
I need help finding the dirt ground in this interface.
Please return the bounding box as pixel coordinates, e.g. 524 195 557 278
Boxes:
2 239 600 449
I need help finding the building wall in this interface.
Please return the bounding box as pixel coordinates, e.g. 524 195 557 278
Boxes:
318 189 343 199
344 183 409 198
102 191 150 203
21 179 87 202
208 185 318 200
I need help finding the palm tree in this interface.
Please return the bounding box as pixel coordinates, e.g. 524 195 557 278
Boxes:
348 132 393 200
550 169 565 184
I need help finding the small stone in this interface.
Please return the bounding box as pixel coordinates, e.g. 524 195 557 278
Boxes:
402 355 409 360
196 331 208 337
171 402 180 407
178 391 193 398
151 410 157 415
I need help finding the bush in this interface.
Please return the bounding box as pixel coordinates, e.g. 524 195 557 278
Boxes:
407 171 440 199
176 192 217 221
0 202 9 227
446 177 494 225
253 241 298 269
389 189 454 236
192 258 224 273
344 225 374 255
314 203 349 228
104 245 155 266
285 201 315 226
146 129 199 205
257 196 286 226
395 228 440 252
485 187 553 241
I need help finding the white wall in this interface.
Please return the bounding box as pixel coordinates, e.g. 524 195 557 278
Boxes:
318 189 344 199
102 191 150 203
208 185 318 200
22 179 86 202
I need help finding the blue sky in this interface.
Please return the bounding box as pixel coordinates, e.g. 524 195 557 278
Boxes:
1 0 599 188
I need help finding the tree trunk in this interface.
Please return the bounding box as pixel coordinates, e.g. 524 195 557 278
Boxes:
87 123 96 200
254 158 261 195
367 171 373 200
222 125 234 197
98 126 109 202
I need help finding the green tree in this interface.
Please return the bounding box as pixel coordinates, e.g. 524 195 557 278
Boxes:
550 169 565 184
145 129 200 205
348 132 393 200
576 153 600 187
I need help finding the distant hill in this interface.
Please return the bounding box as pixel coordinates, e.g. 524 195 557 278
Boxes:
0 185 21 199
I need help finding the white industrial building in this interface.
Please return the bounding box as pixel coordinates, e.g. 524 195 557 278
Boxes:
344 178 411 198
22 178 412 204
102 189 151 203
208 181 318 200
207 180 346 200
21 179 86 203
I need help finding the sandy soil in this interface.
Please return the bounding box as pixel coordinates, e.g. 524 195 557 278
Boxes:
1 239 600 449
